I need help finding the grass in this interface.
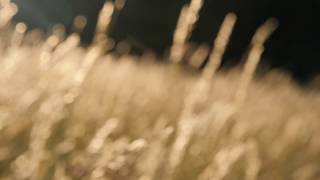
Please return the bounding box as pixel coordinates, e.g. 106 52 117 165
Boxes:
0 0 320 180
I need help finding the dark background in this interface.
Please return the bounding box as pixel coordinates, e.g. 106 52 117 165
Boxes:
12 0 320 82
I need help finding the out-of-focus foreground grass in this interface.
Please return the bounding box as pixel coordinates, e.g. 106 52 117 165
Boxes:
1 1 320 180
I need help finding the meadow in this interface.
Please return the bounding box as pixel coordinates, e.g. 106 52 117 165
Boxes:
0 0 320 179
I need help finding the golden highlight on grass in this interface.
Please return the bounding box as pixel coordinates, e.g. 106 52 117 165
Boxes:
170 0 204 63
0 1 320 180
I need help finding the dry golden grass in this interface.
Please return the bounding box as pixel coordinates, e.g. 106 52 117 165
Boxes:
0 1 320 180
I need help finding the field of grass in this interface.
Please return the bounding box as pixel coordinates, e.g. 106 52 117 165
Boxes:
0 1 320 180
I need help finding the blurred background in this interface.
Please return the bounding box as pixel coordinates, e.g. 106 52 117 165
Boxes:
12 0 320 82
